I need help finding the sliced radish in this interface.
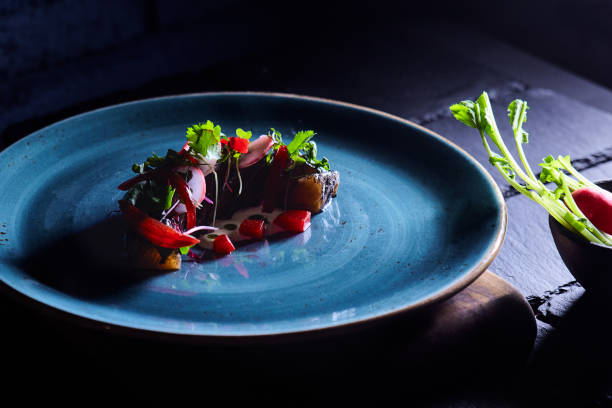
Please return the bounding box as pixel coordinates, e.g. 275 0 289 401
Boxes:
173 166 207 214
199 158 217 177
180 140 218 176
239 135 274 168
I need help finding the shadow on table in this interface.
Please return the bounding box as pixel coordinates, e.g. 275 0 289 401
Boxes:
521 292 612 407
4 270 537 405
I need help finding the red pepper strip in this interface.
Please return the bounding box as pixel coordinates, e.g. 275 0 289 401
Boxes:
118 200 199 248
229 137 249 154
274 210 311 232
169 172 196 230
239 219 265 239
118 172 154 191
262 145 289 213
213 234 235 255
118 166 170 190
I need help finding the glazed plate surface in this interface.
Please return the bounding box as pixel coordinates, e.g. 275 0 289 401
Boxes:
0 93 505 338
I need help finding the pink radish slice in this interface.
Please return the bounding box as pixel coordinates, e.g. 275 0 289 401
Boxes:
199 158 217 177
173 166 207 214
572 187 612 234
239 135 274 168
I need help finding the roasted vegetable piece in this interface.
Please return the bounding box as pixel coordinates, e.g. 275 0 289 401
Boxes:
285 170 339 213
126 232 182 270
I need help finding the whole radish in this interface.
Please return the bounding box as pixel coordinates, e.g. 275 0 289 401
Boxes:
572 187 612 235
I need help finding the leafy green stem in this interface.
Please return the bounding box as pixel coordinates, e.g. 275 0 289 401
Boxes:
450 91 611 246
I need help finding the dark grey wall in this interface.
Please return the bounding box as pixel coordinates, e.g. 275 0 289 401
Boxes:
461 0 612 92
1 1 384 145
2 1 612 147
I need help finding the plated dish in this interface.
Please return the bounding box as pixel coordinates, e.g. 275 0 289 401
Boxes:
0 93 506 339
117 122 339 270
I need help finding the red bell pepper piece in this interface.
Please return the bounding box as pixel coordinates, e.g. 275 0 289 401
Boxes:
273 210 311 232
229 137 249 154
262 145 289 213
239 219 265 239
213 234 235 255
118 200 199 248
169 172 196 230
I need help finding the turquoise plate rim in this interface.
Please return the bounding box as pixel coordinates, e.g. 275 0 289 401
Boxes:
0 92 507 341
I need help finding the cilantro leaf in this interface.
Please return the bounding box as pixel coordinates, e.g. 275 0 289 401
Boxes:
282 130 330 171
186 121 222 162
286 130 315 155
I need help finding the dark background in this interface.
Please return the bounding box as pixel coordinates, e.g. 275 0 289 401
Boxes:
3 1 612 406
3 0 612 148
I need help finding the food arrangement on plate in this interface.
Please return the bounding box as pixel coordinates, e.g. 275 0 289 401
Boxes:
117 121 340 270
450 91 612 246
0 93 508 336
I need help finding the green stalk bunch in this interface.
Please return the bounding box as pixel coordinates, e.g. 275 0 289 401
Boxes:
450 91 612 246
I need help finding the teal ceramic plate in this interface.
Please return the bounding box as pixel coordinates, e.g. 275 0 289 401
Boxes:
0 93 506 339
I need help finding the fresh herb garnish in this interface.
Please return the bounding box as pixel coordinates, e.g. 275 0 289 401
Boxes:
266 128 283 164
186 121 222 163
131 149 192 175
450 91 612 246
286 130 315 156
124 180 177 219
281 130 330 171
184 121 223 224
235 128 252 140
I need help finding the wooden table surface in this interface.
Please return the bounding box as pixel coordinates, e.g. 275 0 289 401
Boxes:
2 18 611 406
